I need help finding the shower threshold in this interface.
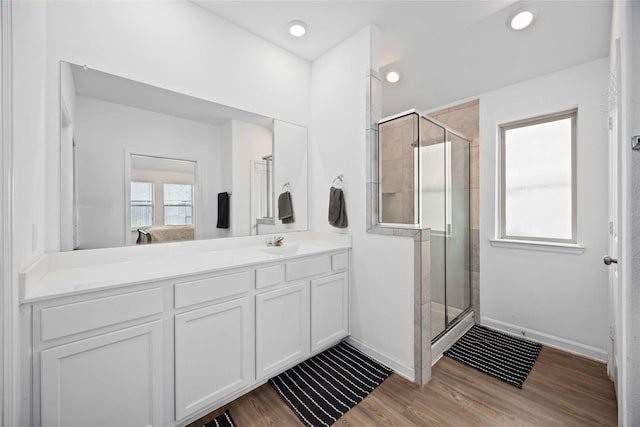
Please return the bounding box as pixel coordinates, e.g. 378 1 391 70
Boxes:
431 310 475 365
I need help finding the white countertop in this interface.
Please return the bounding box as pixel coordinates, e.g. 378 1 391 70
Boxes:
20 231 351 303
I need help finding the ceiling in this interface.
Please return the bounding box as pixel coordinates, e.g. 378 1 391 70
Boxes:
194 1 612 115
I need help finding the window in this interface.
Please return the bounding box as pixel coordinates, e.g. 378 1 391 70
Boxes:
500 110 576 243
131 182 154 228
164 183 193 225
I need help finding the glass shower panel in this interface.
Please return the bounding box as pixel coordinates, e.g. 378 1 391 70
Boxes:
419 117 447 339
445 132 471 325
379 114 418 224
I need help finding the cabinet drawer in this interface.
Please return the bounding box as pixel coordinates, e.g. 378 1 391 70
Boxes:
331 252 349 271
285 256 331 282
256 264 284 289
175 271 252 309
40 288 163 342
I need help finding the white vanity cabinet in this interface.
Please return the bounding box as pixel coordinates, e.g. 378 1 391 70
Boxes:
40 321 164 427
311 272 349 352
174 271 254 421
33 288 165 427
22 241 351 427
255 252 350 380
255 282 310 380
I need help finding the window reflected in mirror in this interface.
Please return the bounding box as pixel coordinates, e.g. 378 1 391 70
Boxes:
164 184 193 226
130 182 154 228
129 155 196 245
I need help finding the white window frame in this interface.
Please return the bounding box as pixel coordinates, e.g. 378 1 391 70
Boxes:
499 109 577 244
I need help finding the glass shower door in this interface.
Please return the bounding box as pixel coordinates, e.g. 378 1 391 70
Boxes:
445 132 471 326
419 117 447 339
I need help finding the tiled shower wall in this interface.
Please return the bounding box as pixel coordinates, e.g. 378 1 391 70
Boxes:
379 115 416 224
428 100 480 323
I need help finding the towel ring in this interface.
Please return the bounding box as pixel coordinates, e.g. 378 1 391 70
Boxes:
282 182 291 191
332 174 344 188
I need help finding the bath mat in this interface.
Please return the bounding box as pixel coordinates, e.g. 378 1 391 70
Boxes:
269 341 392 427
444 325 542 389
203 409 236 427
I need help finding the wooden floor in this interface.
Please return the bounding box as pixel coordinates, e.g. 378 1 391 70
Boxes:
189 346 617 426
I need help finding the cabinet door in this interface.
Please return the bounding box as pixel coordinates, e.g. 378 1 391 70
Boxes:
40 321 163 427
174 297 253 421
255 282 310 380
311 272 349 352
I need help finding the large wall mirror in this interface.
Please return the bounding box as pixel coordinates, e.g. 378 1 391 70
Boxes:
60 61 308 250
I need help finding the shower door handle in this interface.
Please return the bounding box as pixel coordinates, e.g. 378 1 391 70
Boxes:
603 256 618 265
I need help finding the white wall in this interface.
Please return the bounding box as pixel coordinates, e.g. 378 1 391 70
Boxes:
43 0 311 251
12 0 47 272
479 58 610 360
74 96 221 249
11 2 48 425
310 25 415 377
229 120 272 236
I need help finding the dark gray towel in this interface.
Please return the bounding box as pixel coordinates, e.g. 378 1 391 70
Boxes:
216 192 230 228
328 187 348 228
278 191 294 224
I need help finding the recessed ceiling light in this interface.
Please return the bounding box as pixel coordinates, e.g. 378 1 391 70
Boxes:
509 8 536 31
288 20 307 37
386 71 400 83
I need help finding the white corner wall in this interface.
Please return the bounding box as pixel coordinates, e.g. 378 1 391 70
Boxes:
479 58 610 360
11 2 48 425
43 0 311 252
310 25 415 378
12 0 47 273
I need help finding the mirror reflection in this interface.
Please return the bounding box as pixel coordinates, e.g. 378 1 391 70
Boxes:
60 61 307 250
129 155 196 245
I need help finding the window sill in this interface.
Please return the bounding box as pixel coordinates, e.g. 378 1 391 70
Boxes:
489 239 585 255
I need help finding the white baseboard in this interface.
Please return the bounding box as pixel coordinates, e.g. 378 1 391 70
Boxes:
344 336 414 381
481 317 607 362
431 311 475 365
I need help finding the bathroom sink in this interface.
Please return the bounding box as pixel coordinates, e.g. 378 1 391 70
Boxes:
257 244 301 256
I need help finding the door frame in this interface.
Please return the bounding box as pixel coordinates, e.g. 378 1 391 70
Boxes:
609 2 638 423
606 38 622 390
0 0 15 426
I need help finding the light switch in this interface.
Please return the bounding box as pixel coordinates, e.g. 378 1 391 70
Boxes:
32 223 38 251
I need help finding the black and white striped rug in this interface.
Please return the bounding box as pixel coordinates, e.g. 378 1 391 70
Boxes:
268 341 393 427
444 325 542 389
203 409 235 427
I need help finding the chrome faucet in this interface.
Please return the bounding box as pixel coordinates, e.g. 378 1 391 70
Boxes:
267 235 284 246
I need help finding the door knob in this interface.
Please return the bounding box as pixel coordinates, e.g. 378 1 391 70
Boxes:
603 256 618 265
